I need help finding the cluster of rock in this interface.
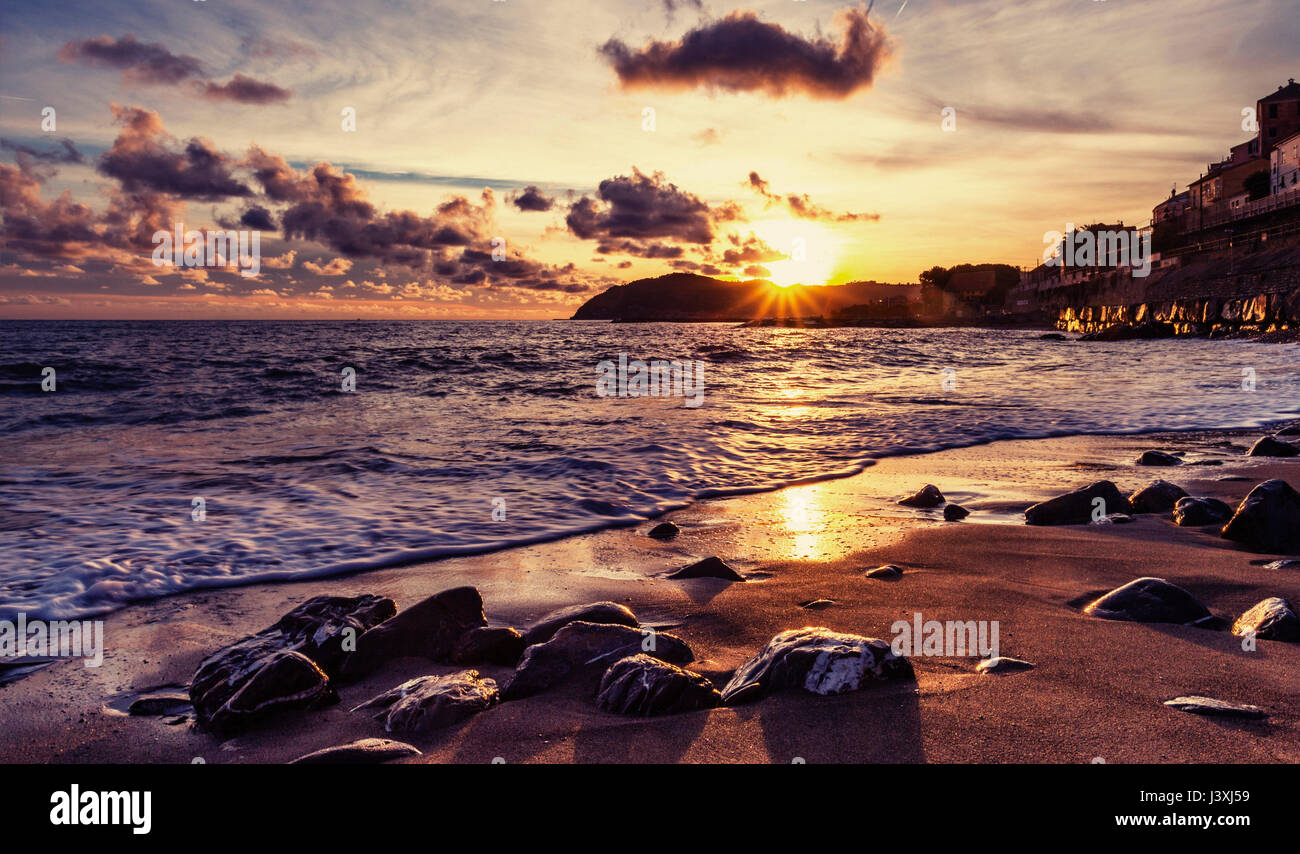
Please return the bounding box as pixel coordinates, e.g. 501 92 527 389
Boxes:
189 594 397 734
1084 576 1300 642
1023 471 1300 555
897 484 969 521
185 585 917 759
1084 576 1296 719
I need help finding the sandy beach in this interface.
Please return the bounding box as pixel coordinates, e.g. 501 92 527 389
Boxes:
2 424 1298 765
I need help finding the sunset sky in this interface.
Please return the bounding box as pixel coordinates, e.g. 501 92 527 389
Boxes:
1 0 1296 319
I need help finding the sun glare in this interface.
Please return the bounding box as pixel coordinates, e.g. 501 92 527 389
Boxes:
749 219 841 287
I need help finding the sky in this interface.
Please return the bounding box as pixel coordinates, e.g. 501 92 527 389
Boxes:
0 0 1296 319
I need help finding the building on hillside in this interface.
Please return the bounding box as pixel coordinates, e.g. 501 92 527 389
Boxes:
1272 129 1300 195
1230 138 1262 164
1187 157 1269 228
1153 189 1190 224
1257 79 1300 155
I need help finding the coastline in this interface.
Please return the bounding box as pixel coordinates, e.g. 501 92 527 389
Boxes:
2 424 1299 763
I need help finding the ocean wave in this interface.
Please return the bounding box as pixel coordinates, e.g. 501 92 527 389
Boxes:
0 319 1297 620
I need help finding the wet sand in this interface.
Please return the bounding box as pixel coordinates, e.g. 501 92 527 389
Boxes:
2 426 1298 764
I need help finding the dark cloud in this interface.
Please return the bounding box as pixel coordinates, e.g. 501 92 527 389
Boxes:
721 233 786 266
600 5 892 99
0 163 100 257
58 35 203 84
239 206 276 230
566 168 733 246
786 192 879 222
0 142 183 261
745 170 878 222
595 239 684 259
100 186 185 250
242 147 592 291
510 185 555 212
59 35 292 104
1 138 84 165
743 264 771 278
746 171 772 197
2 105 594 298
201 74 293 105
98 105 252 199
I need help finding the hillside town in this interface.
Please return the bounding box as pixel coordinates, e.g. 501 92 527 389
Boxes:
909 79 1300 336
1002 79 1300 332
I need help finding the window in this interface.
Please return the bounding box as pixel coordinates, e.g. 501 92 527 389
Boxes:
1268 104 1279 118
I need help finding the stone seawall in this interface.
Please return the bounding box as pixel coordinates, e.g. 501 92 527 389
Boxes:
1046 236 1300 336
1054 248 1300 336
1059 288 1300 336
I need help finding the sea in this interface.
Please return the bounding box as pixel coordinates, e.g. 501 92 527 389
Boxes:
2 319 1298 620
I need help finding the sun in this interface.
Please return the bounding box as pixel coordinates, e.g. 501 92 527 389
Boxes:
748 219 842 287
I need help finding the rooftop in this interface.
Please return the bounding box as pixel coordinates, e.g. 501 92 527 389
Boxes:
1260 78 1300 103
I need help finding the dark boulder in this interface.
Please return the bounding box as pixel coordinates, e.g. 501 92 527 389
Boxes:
668 556 744 581
1136 450 1182 466
1083 577 1212 625
1231 597 1300 642
340 587 487 678
502 622 692 700
263 594 397 674
1173 496 1234 526
898 485 945 508
451 627 527 666
1024 481 1132 525
1221 479 1300 554
1128 479 1188 514
648 522 681 540
720 628 913 704
198 650 336 734
522 602 639 646
596 654 721 716
289 738 422 765
1080 321 1175 341
943 503 970 521
352 670 499 733
189 594 394 732
865 564 903 579
1247 436 1299 457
